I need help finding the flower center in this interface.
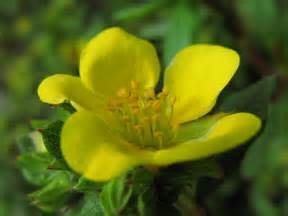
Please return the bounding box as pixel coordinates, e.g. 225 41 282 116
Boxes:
107 80 177 150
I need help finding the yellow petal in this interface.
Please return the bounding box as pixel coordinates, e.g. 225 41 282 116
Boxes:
164 44 240 123
38 74 103 110
61 111 152 181
153 113 261 166
80 27 160 96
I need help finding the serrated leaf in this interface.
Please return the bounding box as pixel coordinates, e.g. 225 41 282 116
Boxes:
65 192 104 216
217 75 276 119
79 193 104 216
17 131 46 153
59 102 76 114
100 175 132 215
41 120 66 165
29 171 74 212
17 152 55 186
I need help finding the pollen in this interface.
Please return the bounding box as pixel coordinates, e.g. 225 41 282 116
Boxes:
107 80 177 150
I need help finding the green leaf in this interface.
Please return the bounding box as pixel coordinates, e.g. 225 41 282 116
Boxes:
217 75 276 119
174 186 202 216
30 119 50 130
59 102 76 114
100 175 133 215
74 177 103 193
41 120 66 165
137 187 156 216
131 168 155 216
242 87 288 178
29 171 74 212
113 0 167 22
17 152 55 186
159 158 223 188
65 192 104 216
163 2 202 65
17 134 36 154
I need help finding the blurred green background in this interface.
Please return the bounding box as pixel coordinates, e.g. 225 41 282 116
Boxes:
1 0 288 215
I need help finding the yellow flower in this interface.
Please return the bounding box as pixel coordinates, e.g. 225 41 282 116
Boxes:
38 27 261 181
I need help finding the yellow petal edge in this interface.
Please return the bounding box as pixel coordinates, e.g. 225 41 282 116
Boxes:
80 27 160 97
164 44 240 124
61 111 153 181
37 74 103 111
152 112 261 166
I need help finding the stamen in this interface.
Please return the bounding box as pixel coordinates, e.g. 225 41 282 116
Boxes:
130 80 140 91
108 81 177 150
117 88 129 98
152 100 161 112
144 88 155 99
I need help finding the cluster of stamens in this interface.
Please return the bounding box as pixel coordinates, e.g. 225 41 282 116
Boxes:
107 80 177 150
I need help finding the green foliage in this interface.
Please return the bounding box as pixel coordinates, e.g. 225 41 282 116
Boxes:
100 175 133 215
65 192 104 216
163 2 200 65
217 75 276 119
28 171 74 212
241 88 288 215
41 120 66 164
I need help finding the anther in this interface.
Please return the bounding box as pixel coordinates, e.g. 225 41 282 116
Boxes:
129 102 139 109
107 99 121 111
151 114 159 122
144 88 155 98
133 125 142 132
122 116 130 122
132 108 140 114
153 100 161 111
128 95 138 102
170 96 177 105
130 80 140 91
159 88 169 98
142 117 150 123
117 88 129 98
154 130 162 136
